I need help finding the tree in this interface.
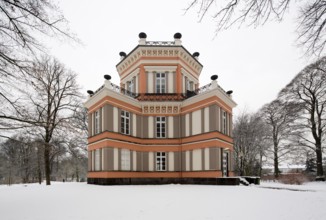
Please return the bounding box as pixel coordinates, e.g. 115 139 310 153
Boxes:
22 56 82 185
185 0 326 56
260 100 300 178
280 56 326 180
0 0 75 134
233 110 268 176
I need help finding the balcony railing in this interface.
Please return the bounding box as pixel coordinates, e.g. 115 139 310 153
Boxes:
145 41 175 46
90 82 224 101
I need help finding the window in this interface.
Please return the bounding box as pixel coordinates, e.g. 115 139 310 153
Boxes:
94 149 101 171
156 73 166 93
187 80 193 91
121 149 130 170
222 111 227 134
95 110 100 134
156 152 166 171
156 116 166 138
128 79 134 93
121 110 130 135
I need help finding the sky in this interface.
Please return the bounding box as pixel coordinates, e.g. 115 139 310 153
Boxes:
48 0 312 115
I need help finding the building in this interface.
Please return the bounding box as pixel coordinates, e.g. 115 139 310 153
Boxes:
85 33 237 185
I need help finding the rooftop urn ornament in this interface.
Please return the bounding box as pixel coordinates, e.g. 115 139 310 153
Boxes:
139 32 147 45
104 74 111 80
174 32 182 45
119 51 126 60
104 75 112 89
226 90 233 95
211 75 218 80
87 90 94 97
193 52 200 60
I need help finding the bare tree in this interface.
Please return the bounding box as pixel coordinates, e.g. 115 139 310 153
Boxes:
22 56 82 185
185 0 326 56
280 56 326 180
233 110 268 176
260 100 301 178
0 0 76 134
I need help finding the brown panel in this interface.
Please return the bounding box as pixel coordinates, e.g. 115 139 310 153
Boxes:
173 116 180 138
143 116 148 138
181 115 185 137
201 108 205 134
130 150 133 171
201 148 205 170
189 112 192 136
103 105 108 131
107 105 114 132
143 152 149 171
209 148 218 170
228 150 233 171
174 152 180 171
118 108 121 134
102 148 107 171
137 114 142 138
217 148 221 170
107 148 114 171
181 151 186 171
209 105 218 131
137 152 142 171
154 152 157 171
88 113 92 137
118 148 121 171
88 151 92 171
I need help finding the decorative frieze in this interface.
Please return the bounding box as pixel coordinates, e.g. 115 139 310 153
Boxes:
143 104 180 115
117 47 202 75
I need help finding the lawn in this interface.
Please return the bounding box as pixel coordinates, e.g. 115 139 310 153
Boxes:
0 181 325 220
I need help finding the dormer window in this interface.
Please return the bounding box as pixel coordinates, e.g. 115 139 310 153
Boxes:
156 73 166 93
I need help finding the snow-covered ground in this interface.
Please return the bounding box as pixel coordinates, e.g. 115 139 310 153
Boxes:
0 181 325 220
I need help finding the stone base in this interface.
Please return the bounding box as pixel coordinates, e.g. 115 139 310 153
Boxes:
87 177 240 185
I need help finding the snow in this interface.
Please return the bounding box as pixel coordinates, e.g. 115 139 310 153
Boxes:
0 181 326 220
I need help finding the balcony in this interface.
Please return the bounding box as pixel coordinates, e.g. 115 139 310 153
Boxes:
89 81 231 102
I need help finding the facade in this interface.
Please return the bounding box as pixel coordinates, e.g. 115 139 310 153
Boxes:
85 33 237 185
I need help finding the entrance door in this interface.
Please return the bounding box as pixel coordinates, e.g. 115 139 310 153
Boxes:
222 151 229 177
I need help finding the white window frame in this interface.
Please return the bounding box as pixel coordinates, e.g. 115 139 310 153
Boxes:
95 110 100 134
121 110 130 135
223 111 227 134
121 149 131 170
156 152 166 171
156 73 166 93
156 116 166 138
95 149 101 171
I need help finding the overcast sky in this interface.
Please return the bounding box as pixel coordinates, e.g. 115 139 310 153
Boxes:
48 0 312 115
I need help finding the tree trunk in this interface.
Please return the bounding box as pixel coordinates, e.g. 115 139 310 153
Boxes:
37 147 42 184
44 143 51 185
315 141 324 180
273 134 280 178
